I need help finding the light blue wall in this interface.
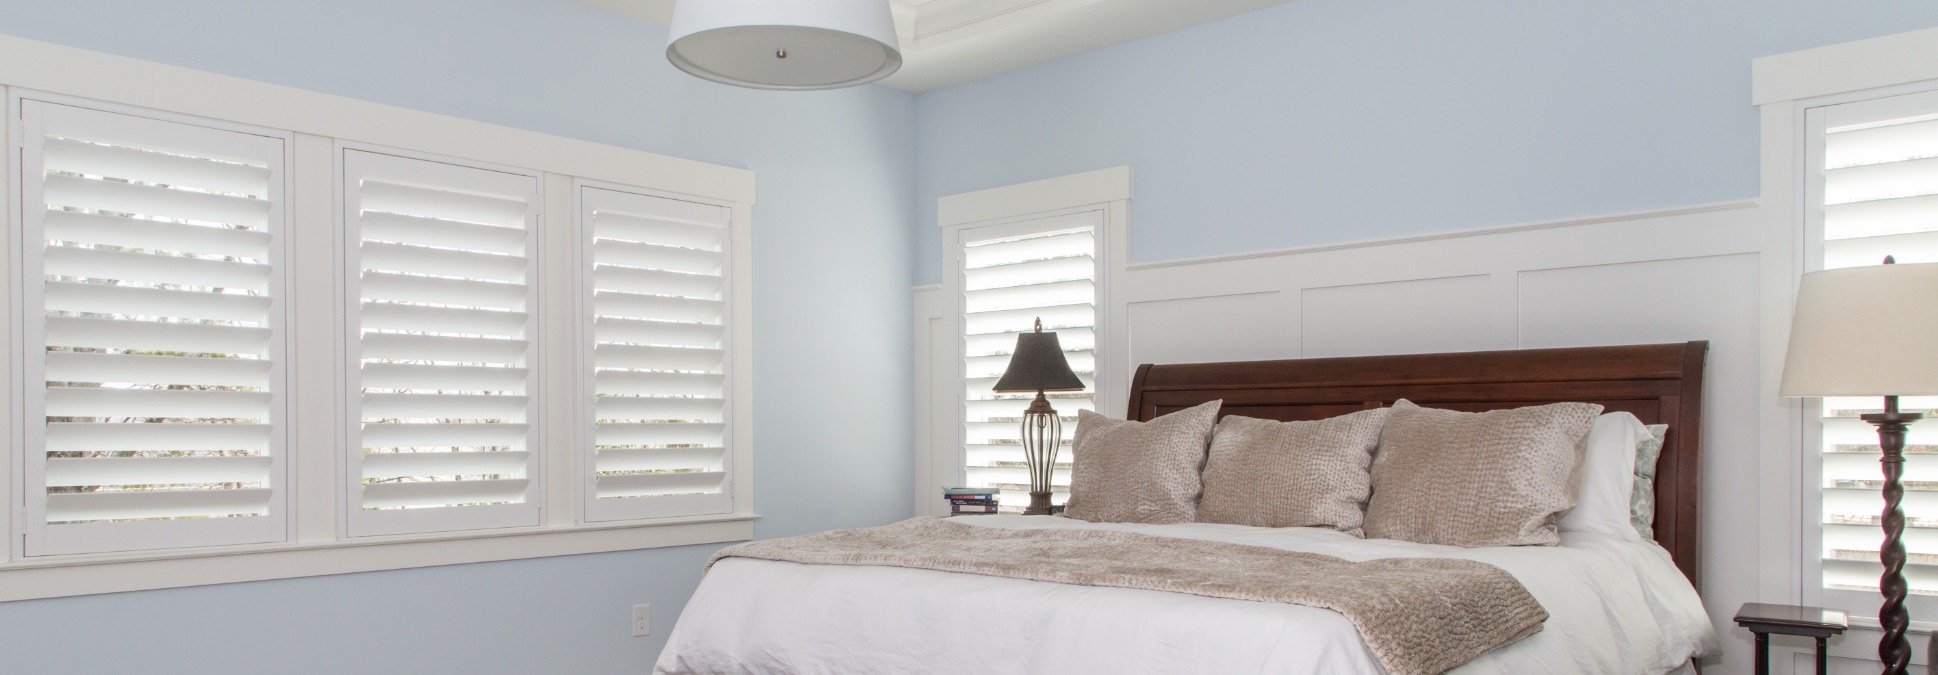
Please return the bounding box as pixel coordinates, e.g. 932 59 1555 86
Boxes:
9 0 1938 670
912 0 1938 284
0 0 915 672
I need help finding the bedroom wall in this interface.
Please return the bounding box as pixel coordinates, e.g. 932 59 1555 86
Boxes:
911 3 1938 674
0 1 915 672
911 0 1938 284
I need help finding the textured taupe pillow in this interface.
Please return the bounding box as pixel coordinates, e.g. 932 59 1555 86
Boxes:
1364 399 1603 547
1196 409 1390 535
1062 400 1221 524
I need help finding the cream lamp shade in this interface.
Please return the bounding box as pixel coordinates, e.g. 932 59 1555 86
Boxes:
667 0 902 90
1780 262 1938 397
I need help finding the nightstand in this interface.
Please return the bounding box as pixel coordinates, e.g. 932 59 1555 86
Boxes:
1734 602 1847 675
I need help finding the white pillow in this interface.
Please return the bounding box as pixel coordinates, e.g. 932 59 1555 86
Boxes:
1557 412 1648 541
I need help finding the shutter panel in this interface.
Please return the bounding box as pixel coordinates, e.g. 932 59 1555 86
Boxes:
581 186 733 521
1816 97 1938 599
343 149 542 537
18 100 288 556
959 213 1100 511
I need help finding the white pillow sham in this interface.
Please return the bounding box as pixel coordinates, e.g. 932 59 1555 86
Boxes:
1557 411 1649 541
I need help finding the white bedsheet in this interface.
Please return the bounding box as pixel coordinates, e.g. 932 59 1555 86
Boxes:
655 516 1717 674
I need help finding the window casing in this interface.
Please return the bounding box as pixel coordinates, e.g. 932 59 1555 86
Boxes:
1803 86 1938 619
926 168 1127 518
0 36 757 599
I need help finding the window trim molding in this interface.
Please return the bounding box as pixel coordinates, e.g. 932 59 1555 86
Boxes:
0 513 756 602
937 165 1131 229
925 166 1129 517
1754 26 1938 624
1752 25 1938 107
0 34 759 600
4 81 16 568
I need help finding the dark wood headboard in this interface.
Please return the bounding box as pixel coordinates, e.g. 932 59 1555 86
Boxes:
1127 341 1707 588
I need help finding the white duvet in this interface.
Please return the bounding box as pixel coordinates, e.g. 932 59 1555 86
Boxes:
655 516 1717 674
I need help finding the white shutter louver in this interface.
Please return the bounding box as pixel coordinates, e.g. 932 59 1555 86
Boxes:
959 213 1100 511
19 100 288 555
1816 94 1938 601
343 149 542 536
581 186 734 521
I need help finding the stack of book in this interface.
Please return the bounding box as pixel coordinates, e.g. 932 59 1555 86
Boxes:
944 487 1000 515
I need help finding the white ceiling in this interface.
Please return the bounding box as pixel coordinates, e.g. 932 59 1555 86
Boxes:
571 0 1300 92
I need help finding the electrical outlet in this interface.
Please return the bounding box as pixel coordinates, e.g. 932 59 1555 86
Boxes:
632 604 652 637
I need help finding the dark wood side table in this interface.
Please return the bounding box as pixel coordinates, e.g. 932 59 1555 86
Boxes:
1734 602 1848 675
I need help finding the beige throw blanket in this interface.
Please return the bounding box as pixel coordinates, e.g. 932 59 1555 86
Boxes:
710 518 1547 675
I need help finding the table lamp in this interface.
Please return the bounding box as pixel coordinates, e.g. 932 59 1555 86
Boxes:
1780 258 1938 675
992 318 1086 515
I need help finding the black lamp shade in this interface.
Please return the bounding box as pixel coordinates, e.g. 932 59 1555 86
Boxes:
992 331 1086 393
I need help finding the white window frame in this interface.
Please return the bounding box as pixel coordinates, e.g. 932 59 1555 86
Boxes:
1797 88 1938 624
1756 25 1938 643
0 35 757 602
923 166 1129 517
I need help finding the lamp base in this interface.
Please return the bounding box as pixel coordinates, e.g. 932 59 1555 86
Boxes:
1018 392 1063 517
1023 491 1055 516
1862 397 1923 675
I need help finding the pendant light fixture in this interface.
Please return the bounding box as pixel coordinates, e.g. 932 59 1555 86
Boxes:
667 0 902 91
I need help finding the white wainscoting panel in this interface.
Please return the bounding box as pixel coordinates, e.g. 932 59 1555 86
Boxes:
913 286 949 518
1126 292 1292 376
1519 254 1760 353
1520 253 1764 660
1302 275 1495 358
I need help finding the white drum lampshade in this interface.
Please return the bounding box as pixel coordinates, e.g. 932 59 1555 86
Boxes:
1780 262 1938 398
667 0 902 90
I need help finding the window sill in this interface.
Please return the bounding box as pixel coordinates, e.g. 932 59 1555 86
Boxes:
0 512 759 602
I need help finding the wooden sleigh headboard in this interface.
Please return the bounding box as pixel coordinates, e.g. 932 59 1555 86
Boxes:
1126 341 1708 588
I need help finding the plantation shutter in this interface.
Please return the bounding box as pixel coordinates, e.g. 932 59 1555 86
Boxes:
581 186 734 521
1814 92 1938 602
343 149 542 537
959 212 1100 511
18 99 289 556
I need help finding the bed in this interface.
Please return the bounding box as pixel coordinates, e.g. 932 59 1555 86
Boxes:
656 342 1718 674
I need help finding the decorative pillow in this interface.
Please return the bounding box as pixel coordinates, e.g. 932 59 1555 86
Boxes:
1632 424 1668 540
1556 412 1648 541
1062 400 1221 524
1196 409 1390 534
1364 399 1603 547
